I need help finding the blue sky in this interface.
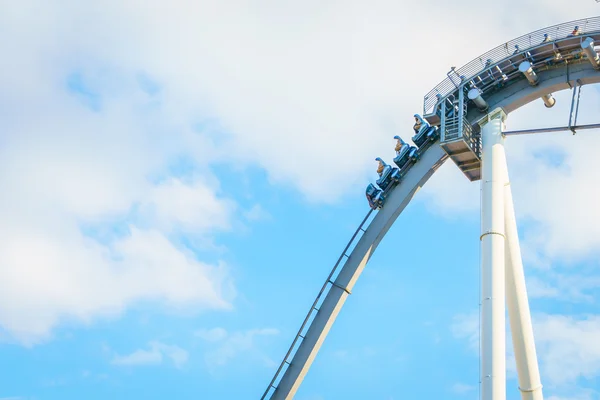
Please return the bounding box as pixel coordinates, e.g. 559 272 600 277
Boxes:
1 1 600 400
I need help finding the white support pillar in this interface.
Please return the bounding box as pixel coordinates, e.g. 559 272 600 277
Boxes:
479 108 508 400
504 168 544 400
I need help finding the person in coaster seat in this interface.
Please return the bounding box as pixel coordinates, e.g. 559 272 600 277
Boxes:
414 114 430 135
394 135 407 154
376 157 386 176
571 26 582 36
413 116 422 135
366 184 380 209
542 33 552 43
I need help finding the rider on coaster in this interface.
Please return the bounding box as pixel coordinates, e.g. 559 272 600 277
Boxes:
414 114 430 134
394 135 407 154
413 117 422 135
376 158 386 176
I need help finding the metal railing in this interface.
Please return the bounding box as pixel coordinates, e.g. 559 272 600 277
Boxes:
443 94 466 142
260 209 373 400
464 122 480 156
423 16 600 114
444 111 480 154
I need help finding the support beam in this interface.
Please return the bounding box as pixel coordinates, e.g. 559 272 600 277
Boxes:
503 123 600 136
479 108 507 400
504 168 544 400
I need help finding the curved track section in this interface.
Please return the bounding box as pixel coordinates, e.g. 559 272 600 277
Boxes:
262 16 600 400
423 17 600 115
263 145 448 400
470 61 600 116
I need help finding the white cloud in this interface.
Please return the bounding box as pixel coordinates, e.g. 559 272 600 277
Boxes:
547 391 599 400
0 224 233 345
141 178 235 234
451 382 476 395
527 273 600 303
421 161 480 217
0 5 239 345
195 327 279 368
451 312 600 393
81 370 109 381
5 0 597 201
451 311 521 380
451 313 480 353
111 341 189 368
535 314 600 388
1 0 599 345
527 276 561 299
195 327 228 342
0 100 236 345
243 204 272 222
112 347 162 367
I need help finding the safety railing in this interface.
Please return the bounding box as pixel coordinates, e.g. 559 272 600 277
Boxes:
444 108 480 155
423 16 600 114
464 122 480 157
260 209 374 400
443 98 464 142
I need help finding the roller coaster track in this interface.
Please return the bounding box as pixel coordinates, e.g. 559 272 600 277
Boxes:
261 16 600 400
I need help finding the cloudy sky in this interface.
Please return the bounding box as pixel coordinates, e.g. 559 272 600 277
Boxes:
1 1 600 399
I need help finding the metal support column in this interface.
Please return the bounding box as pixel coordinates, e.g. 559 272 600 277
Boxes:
504 167 544 400
479 108 507 400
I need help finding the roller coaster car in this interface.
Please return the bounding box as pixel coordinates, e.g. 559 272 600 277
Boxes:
376 164 401 191
393 142 419 170
366 183 384 210
412 124 439 148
